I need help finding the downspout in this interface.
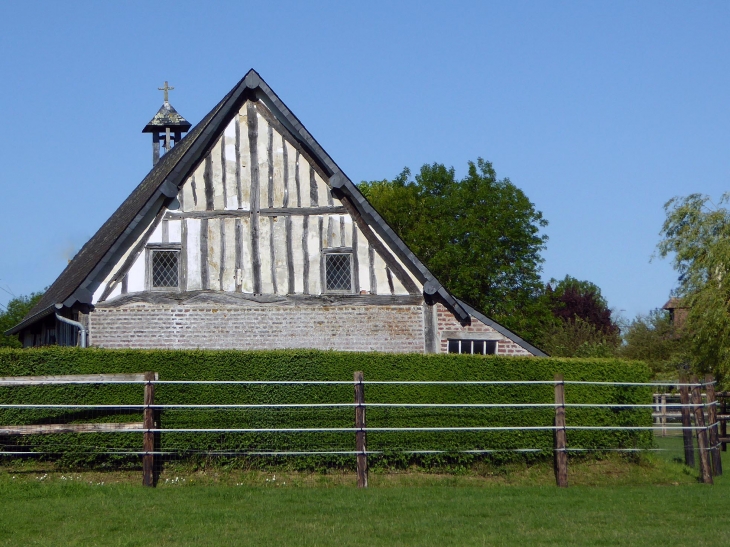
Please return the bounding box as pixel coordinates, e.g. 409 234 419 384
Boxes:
55 313 87 348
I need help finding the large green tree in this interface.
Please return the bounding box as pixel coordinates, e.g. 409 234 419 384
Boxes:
0 291 44 348
360 158 549 340
656 193 730 379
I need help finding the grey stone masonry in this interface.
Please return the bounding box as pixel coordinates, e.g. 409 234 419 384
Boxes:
89 303 426 352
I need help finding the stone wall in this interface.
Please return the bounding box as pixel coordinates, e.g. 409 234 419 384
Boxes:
89 303 426 352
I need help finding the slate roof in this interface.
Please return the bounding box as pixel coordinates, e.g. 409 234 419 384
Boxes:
8 69 545 356
142 102 192 133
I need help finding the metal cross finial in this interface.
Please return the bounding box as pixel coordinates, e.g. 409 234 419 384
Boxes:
158 81 174 103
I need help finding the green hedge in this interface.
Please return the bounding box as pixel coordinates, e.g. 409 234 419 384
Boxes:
0 348 652 469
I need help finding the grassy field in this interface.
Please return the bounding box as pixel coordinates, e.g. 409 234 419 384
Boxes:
0 438 727 546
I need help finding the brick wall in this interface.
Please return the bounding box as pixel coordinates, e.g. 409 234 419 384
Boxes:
89 303 426 352
435 303 532 356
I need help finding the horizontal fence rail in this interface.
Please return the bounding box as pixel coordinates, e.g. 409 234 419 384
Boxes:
0 372 725 487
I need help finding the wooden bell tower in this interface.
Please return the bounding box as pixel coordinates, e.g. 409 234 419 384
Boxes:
142 81 192 166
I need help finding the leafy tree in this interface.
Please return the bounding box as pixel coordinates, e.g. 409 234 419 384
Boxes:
620 310 686 376
0 291 44 348
656 193 730 380
538 276 620 357
539 316 619 358
546 275 618 335
360 159 550 341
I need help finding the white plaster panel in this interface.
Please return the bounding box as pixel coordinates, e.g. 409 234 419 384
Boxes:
298 159 310 207
168 219 181 243
272 133 285 208
238 107 251 210
239 217 253 293
127 250 146 293
259 218 274 293
207 218 221 291
356 226 370 293
307 217 321 294
273 216 288 294
224 118 239 210
257 112 270 209
222 218 237 292
186 219 202 290
291 216 304 294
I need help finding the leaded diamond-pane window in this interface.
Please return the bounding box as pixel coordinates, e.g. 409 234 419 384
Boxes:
325 253 352 292
152 250 179 288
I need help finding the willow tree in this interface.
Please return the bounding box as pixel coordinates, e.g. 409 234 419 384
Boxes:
657 193 730 379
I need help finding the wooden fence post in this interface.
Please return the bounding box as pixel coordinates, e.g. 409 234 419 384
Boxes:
354 371 368 488
143 371 155 487
553 374 568 488
705 374 722 476
690 375 713 484
721 395 727 452
678 377 695 468
661 393 667 437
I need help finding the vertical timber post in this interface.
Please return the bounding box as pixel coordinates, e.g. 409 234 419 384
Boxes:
678 377 695 468
661 393 667 437
705 375 722 476
690 375 713 484
143 371 155 487
721 395 727 452
354 371 368 488
553 374 568 488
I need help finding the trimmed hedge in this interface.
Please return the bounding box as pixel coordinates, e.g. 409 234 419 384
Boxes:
0 348 652 469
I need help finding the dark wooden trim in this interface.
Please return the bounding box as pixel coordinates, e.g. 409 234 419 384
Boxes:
219 218 226 290
282 135 289 208
200 218 209 290
261 207 346 216
351 223 359 292
269 216 277 294
121 274 128 295
254 100 330 182
267 124 274 208
98 206 167 302
302 215 309 294
97 291 424 308
340 195 419 295
340 216 346 247
368 242 376 295
423 303 438 353
248 102 262 294
221 133 228 206
386 267 395 295
144 242 181 249
235 110 243 207
295 150 302 207
309 165 318 206
235 218 243 292
191 174 198 207
319 216 325 292
164 207 345 220
328 215 335 248
204 155 214 211
286 215 294 294
180 219 188 291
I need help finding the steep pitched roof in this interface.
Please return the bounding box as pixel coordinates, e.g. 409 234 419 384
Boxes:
9 70 538 354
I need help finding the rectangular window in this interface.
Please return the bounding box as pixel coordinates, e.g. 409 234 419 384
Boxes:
447 339 497 355
324 252 352 292
151 249 179 289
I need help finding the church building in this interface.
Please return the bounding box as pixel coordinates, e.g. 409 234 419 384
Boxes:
7 70 545 356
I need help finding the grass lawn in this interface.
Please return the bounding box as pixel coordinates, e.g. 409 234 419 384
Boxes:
0 438 727 546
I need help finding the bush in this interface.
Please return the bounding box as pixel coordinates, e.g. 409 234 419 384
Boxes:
0 348 652 470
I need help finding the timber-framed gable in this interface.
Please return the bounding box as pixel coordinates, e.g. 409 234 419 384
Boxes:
8 70 546 357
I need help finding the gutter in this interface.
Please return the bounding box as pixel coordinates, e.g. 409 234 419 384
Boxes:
55 312 87 348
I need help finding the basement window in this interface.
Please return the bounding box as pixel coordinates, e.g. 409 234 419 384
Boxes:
324 252 353 292
149 248 180 289
448 339 497 355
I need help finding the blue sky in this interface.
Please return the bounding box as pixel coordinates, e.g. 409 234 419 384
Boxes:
0 1 728 321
